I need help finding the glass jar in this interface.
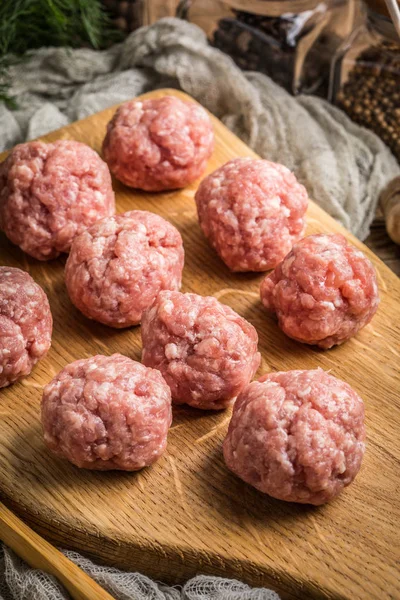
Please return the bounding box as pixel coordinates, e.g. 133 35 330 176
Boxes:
177 0 356 96
102 0 144 32
330 1 400 161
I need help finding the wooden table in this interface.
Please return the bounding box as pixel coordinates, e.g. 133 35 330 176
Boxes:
365 216 400 277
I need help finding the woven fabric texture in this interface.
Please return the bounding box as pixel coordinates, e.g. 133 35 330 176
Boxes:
0 546 280 600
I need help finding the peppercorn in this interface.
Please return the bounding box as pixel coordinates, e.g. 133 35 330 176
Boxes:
337 40 400 161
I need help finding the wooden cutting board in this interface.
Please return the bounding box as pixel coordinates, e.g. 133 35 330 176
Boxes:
0 89 399 600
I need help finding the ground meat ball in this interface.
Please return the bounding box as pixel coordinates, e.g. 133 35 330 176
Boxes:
141 291 261 410
0 141 115 261
102 96 214 191
195 158 309 272
223 369 365 505
65 210 184 328
260 233 379 349
0 267 52 387
41 354 172 471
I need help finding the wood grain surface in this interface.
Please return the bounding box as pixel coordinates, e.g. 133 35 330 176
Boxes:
0 89 399 600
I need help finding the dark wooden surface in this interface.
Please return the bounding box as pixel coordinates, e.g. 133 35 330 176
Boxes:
365 216 400 277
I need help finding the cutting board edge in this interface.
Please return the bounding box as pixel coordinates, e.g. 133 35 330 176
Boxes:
0 493 348 600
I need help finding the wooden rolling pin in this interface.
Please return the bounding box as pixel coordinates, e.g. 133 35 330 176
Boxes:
0 501 116 600
381 176 400 245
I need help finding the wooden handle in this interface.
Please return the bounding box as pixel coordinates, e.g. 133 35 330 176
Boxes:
380 176 400 245
0 502 115 600
365 0 400 18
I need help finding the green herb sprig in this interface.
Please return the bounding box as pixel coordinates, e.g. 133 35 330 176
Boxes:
0 0 121 107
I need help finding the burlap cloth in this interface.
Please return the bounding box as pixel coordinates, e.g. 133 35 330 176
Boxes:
0 16 398 599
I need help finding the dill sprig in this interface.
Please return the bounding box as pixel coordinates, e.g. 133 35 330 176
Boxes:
0 0 121 107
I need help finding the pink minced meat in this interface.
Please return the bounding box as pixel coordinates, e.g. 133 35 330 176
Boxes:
41 353 172 471
0 267 52 387
260 233 379 349
102 96 214 191
141 291 261 410
223 368 365 505
195 158 309 272
0 141 115 261
65 210 184 328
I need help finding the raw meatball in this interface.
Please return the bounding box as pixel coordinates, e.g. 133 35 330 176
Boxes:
41 354 172 471
260 233 379 349
141 291 261 410
0 267 52 387
65 210 184 328
102 96 214 191
195 158 309 272
0 141 115 261
223 369 365 505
